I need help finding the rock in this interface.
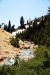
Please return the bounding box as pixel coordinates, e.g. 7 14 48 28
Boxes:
33 45 38 49
20 44 30 49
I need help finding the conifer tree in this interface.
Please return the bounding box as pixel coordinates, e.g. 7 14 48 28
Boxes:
20 16 25 28
7 20 11 32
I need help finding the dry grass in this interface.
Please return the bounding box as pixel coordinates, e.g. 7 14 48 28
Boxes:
0 29 20 62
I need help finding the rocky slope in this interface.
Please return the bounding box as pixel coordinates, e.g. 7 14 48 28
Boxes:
0 29 20 63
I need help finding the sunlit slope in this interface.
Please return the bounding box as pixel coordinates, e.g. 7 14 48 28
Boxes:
0 29 20 59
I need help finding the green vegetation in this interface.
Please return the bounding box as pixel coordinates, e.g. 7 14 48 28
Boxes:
20 16 25 29
4 20 15 33
10 37 19 48
0 65 16 75
0 45 50 75
46 6 50 45
17 17 47 45
0 7 50 75
18 7 50 46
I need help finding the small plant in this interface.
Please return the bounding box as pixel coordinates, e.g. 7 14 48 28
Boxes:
10 37 19 48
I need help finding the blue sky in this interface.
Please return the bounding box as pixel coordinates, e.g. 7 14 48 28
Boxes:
0 0 50 27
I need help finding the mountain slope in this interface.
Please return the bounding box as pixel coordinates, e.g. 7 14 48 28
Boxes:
0 29 20 61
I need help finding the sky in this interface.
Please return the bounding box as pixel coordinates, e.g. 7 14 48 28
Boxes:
0 0 50 28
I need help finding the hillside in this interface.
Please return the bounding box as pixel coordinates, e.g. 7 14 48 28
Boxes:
0 29 20 63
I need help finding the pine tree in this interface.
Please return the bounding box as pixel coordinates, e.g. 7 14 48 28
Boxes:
7 20 11 32
11 25 15 31
4 24 7 31
20 16 25 29
48 6 50 36
47 6 50 45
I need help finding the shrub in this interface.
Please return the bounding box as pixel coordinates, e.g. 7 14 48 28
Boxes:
10 37 19 48
0 65 16 75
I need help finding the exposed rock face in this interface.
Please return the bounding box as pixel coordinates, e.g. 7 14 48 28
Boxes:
20 44 30 49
